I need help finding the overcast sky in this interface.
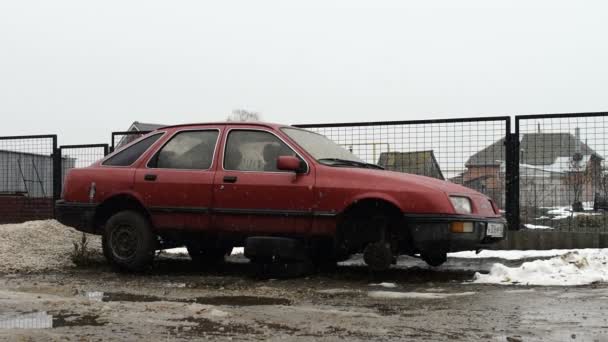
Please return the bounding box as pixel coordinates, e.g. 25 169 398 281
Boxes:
1 1 607 144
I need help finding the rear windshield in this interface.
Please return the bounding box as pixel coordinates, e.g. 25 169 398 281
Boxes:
103 133 162 166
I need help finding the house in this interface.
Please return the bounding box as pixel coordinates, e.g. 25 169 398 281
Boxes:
457 128 603 208
115 121 167 149
377 151 444 180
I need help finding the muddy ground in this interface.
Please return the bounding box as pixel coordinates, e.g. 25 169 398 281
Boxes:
2 252 608 342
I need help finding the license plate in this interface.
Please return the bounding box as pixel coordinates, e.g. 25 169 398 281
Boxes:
486 222 504 237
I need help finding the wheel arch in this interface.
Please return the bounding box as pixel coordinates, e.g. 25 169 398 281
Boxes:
336 196 405 254
94 193 151 233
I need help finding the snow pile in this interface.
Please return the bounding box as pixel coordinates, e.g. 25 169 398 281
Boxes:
450 249 580 260
524 223 554 230
473 250 608 286
0 220 101 274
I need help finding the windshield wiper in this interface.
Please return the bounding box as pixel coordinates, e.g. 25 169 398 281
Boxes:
318 158 384 170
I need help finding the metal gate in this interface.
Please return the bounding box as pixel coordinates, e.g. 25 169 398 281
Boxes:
294 117 515 228
515 112 608 233
59 144 109 193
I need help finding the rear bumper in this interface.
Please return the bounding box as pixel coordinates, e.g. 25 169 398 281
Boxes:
405 214 506 253
55 200 97 234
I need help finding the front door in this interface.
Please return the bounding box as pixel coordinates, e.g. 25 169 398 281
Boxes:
212 128 315 235
134 128 221 230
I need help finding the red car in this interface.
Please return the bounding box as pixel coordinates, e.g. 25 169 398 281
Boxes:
56 122 506 272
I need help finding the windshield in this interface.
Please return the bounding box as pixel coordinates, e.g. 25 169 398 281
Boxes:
281 127 364 163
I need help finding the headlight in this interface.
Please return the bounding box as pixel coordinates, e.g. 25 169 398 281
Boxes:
450 196 472 214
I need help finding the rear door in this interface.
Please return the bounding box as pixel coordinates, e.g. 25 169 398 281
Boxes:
212 127 315 234
134 127 222 230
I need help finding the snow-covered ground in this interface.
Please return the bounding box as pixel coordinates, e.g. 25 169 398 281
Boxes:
3 220 608 287
539 202 599 220
473 250 608 286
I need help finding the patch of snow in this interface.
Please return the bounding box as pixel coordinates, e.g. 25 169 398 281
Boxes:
449 249 587 260
163 247 245 256
543 206 599 220
524 224 554 230
85 291 104 302
368 291 475 300
369 282 397 288
473 250 608 286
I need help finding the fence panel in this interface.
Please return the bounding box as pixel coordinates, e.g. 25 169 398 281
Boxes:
295 117 511 220
516 112 608 233
0 135 58 224
59 144 109 193
110 131 152 153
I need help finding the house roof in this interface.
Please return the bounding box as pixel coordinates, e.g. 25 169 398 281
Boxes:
465 138 505 167
519 133 597 165
377 150 444 180
466 132 601 167
128 121 167 132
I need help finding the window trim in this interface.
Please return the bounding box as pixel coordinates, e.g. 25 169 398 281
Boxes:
145 128 221 171
221 128 310 174
101 132 165 168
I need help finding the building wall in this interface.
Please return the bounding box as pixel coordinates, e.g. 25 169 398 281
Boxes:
0 151 74 198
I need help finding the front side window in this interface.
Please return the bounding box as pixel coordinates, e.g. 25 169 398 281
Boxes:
103 133 162 167
148 130 219 170
224 130 298 172
281 127 363 162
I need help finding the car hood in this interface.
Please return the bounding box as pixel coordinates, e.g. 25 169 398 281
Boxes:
344 167 481 196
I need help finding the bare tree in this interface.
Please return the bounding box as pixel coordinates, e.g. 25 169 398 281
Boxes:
227 109 261 122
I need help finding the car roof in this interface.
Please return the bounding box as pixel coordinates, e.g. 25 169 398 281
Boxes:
157 121 286 131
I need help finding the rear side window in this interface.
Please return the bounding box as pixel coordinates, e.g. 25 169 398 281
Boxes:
103 133 162 167
148 130 219 170
224 130 297 172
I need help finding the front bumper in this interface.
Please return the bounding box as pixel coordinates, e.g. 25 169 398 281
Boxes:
405 214 506 253
55 200 97 234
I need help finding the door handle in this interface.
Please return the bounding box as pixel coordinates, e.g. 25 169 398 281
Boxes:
223 175 238 183
144 174 157 181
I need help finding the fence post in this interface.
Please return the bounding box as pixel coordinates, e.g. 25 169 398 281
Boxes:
52 136 61 215
504 129 520 230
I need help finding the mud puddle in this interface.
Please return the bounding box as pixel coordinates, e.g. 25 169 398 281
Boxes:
172 317 260 336
90 291 290 306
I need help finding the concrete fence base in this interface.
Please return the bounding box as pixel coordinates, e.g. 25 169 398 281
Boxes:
490 230 608 250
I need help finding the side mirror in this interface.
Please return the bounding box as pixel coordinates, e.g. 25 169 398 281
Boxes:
277 156 306 173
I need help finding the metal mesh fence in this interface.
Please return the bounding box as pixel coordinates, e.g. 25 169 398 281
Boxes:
59 144 109 193
0 135 58 223
517 113 608 232
295 117 510 210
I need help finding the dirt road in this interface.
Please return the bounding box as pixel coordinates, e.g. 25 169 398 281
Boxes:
2 253 607 342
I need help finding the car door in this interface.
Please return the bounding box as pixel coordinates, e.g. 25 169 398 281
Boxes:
212 127 315 234
134 127 222 230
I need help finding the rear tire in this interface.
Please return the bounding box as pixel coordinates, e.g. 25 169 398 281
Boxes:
102 210 157 272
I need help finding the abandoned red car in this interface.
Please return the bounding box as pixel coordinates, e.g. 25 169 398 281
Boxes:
56 122 506 272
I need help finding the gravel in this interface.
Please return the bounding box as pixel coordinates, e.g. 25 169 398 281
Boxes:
0 220 101 274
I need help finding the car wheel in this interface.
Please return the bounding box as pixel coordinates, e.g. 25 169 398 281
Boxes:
421 252 447 267
102 210 157 272
186 245 232 264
